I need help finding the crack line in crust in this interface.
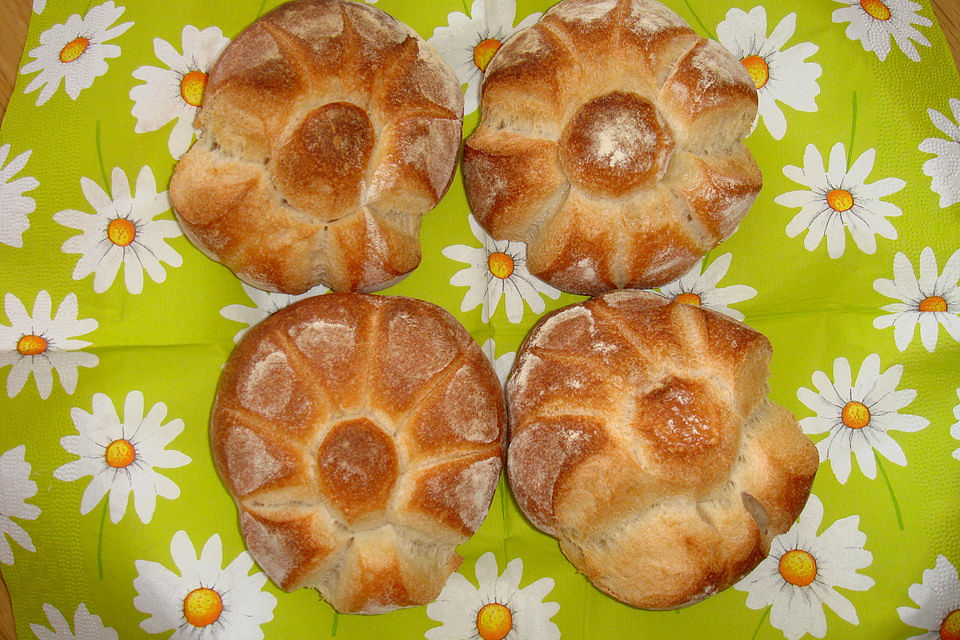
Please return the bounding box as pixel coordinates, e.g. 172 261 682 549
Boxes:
386 351 470 497
401 448 497 478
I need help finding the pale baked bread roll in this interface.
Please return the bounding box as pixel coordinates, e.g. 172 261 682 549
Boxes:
211 293 505 614
170 0 464 294
506 290 817 609
463 0 762 295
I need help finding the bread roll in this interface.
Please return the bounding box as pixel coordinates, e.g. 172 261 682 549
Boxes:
463 0 762 295
170 0 464 294
506 290 817 609
211 293 505 614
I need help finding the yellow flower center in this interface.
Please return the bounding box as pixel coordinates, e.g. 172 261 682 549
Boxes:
941 609 960 640
919 295 948 313
861 0 892 20
473 38 502 72
826 189 854 212
16 334 47 356
59 37 90 63
183 587 223 628
779 549 817 587
107 218 136 247
488 251 515 279
476 602 513 640
180 70 209 108
841 401 871 429
675 292 702 306
105 439 136 468
740 54 769 90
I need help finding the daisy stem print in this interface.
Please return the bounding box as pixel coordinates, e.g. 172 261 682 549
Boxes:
875 451 904 529
847 91 858 166
96 500 107 578
95 120 110 191
749 610 770 640
681 0 715 38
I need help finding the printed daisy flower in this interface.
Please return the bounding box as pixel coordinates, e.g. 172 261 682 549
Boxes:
133 530 276 640
797 353 928 483
130 26 230 158
952 389 960 463
481 338 516 387
442 215 560 324
715 7 821 141
0 144 39 248
34 0 46 14
19 1 134 106
736 494 874 640
426 551 560 640
0 445 40 565
657 253 756 321
899 555 960 640
832 0 932 62
220 282 329 343
777 142 905 259
919 98 960 208
428 0 542 115
54 166 182 295
0 291 98 399
873 247 960 352
29 602 118 640
53 391 191 524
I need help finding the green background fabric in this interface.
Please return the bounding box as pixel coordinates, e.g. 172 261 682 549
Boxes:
1 0 959 638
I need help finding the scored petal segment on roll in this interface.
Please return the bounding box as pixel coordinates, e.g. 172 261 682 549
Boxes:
210 293 506 614
170 0 464 294
463 0 762 295
505 290 818 610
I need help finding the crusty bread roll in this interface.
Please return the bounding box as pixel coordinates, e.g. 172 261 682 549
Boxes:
170 0 464 294
506 290 817 609
211 293 505 614
463 0 762 295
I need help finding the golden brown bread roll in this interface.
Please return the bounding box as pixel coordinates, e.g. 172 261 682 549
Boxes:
211 293 505 614
170 0 464 294
505 290 818 609
462 0 762 295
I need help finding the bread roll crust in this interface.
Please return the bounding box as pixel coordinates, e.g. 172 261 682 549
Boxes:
211 293 505 613
463 0 762 295
506 291 818 609
171 0 464 294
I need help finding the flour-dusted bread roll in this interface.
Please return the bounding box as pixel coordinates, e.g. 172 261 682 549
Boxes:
463 0 762 295
170 0 464 294
506 290 817 609
211 293 505 614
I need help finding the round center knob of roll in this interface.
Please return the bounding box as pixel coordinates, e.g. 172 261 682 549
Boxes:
559 91 674 198
316 417 398 522
271 101 376 220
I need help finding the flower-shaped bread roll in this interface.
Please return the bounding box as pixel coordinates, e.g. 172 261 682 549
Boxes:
171 0 463 294
506 290 818 609
211 294 505 614
463 0 762 295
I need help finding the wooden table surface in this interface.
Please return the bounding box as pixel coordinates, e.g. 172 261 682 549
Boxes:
0 0 958 638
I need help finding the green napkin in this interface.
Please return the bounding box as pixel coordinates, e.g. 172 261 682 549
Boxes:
1 0 958 638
